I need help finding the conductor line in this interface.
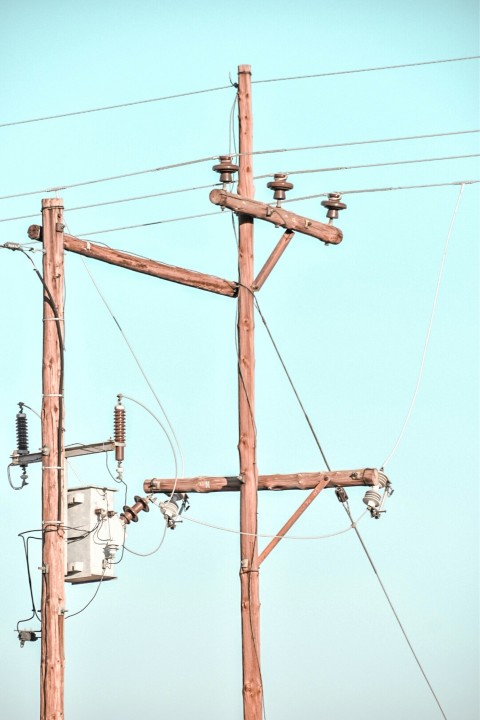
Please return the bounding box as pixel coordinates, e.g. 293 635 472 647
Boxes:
1 56 477 129
0 129 477 202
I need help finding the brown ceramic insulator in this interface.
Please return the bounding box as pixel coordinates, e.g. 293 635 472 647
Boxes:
120 496 149 525
267 173 294 206
114 399 125 462
321 192 347 220
212 156 239 186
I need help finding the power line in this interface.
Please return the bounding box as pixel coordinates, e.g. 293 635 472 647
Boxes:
381 184 465 469
1 56 477 129
253 55 479 85
0 156 218 201
283 179 479 203
255 153 480 180
76 210 224 237
0 183 218 224
0 85 232 129
339 499 448 720
0 129 477 202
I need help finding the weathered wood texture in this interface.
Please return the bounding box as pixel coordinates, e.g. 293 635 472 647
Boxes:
40 199 66 720
254 230 294 290
237 64 262 720
209 189 343 245
144 468 379 494
63 234 237 297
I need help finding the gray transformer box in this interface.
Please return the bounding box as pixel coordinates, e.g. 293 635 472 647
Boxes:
65 486 124 584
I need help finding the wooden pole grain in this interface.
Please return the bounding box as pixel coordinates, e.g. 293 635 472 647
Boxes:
237 64 263 720
40 198 66 720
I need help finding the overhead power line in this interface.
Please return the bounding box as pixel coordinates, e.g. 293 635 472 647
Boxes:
253 55 479 85
255 153 480 179
76 210 224 237
1 56 477 129
284 179 479 203
0 85 232 129
0 129 477 203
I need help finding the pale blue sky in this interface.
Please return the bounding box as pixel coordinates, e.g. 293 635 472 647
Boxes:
0 1 478 719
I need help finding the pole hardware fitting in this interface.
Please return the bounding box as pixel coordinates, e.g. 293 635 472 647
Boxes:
17 630 38 648
267 173 294 207
120 495 150 525
321 192 347 224
39 564 48 574
335 486 349 504
41 446 50 456
212 156 239 188
59 607 68 615
55 223 65 233
27 224 42 241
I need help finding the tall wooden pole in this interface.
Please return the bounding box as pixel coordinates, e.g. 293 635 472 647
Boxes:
237 64 262 719
40 198 66 720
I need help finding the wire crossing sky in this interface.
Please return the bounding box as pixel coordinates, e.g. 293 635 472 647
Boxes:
0 2 478 720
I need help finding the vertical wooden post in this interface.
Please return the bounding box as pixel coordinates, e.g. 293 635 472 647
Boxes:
237 64 262 719
40 198 65 720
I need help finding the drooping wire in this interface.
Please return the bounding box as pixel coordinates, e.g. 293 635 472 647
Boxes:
180 510 367 540
381 183 466 469
78 256 185 480
64 569 107 620
338 498 448 720
123 512 169 557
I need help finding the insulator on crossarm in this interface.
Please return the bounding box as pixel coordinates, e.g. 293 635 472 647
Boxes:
16 403 29 456
114 395 125 462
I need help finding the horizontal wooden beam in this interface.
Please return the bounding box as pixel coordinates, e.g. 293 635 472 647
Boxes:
63 233 238 297
209 189 342 245
144 468 380 494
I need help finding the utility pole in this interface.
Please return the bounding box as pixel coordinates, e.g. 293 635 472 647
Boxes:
19 64 390 720
236 64 262 718
40 198 66 720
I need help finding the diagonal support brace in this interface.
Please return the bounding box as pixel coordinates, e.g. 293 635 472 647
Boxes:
258 476 331 565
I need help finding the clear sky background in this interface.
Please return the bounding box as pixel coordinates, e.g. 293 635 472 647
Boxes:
0 2 478 719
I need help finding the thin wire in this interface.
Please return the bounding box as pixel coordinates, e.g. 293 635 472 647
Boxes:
254 153 480 180
1 129 477 202
0 156 219 200
252 55 480 84
180 510 366 540
0 84 232 128
381 184 465 469
121 394 180 488
2 56 476 129
79 257 185 479
340 501 448 720
123 515 169 557
253 296 331 470
283 179 479 203
0 183 219 224
77 210 224 237
65 569 107 620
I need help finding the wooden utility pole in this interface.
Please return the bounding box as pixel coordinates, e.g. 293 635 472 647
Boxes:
40 198 66 720
237 64 262 719
24 63 387 720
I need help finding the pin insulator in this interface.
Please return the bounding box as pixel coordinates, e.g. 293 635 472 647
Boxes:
321 193 347 222
212 156 239 187
267 173 294 207
120 495 150 525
